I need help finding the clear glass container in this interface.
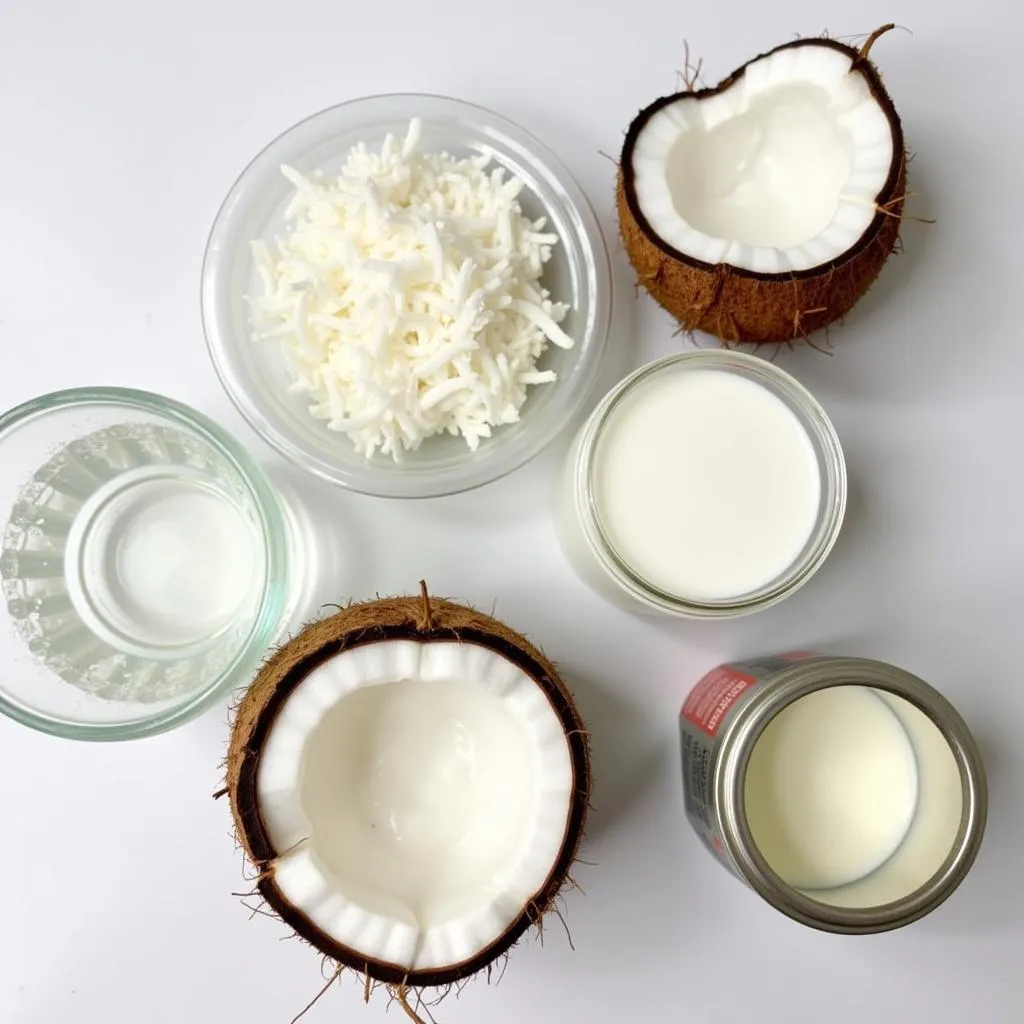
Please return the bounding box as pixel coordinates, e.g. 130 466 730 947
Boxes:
201 93 612 498
557 351 847 618
0 388 300 739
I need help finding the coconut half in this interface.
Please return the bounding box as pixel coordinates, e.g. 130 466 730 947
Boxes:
226 586 589 1001
618 27 906 343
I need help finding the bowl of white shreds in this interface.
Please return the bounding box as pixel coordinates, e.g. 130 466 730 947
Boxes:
202 94 612 498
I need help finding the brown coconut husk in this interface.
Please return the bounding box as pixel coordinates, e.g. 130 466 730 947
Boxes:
618 26 908 344
225 583 591 1003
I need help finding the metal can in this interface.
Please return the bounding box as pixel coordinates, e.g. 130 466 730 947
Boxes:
679 652 987 933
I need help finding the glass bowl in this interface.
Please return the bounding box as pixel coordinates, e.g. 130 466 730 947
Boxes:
201 93 612 498
0 388 298 740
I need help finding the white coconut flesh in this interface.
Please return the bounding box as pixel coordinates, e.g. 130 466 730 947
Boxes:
255 640 575 971
631 45 895 272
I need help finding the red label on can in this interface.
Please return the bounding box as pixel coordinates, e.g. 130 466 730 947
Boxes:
682 665 757 737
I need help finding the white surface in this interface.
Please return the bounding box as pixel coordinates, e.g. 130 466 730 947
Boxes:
0 2 1021 1023
593 367 821 600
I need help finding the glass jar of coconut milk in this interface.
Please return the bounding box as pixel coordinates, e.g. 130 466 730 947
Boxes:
557 351 846 617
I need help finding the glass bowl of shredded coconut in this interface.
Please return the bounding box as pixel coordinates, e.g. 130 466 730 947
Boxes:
202 94 611 498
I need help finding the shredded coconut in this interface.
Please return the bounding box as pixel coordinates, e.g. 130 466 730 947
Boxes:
247 118 572 460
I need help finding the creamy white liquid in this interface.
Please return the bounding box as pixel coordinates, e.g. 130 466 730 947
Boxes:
745 683 968 907
745 686 919 891
300 677 535 921
593 368 820 602
665 83 854 249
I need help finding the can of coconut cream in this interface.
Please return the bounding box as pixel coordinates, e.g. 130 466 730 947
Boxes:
679 652 987 933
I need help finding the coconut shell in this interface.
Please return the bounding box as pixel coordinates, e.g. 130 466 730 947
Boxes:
618 32 907 344
226 586 591 992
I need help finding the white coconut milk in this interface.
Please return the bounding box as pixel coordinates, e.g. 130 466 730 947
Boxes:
744 686 919 891
254 639 579 970
744 684 968 904
590 367 821 603
664 83 855 250
302 676 535 913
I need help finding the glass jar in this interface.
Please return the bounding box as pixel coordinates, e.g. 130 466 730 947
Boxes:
557 351 846 618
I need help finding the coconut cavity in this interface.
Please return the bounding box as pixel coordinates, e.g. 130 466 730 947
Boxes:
226 589 590 995
619 29 906 342
659 83 858 253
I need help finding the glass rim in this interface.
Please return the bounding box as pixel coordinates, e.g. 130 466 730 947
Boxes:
572 351 848 618
200 91 613 498
0 386 291 741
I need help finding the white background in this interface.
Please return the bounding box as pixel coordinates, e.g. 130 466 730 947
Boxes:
1 1 1020 1022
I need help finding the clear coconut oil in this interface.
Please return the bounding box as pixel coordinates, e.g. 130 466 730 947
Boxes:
2 422 266 703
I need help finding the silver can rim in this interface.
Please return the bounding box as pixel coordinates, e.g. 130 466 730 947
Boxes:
714 656 988 933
